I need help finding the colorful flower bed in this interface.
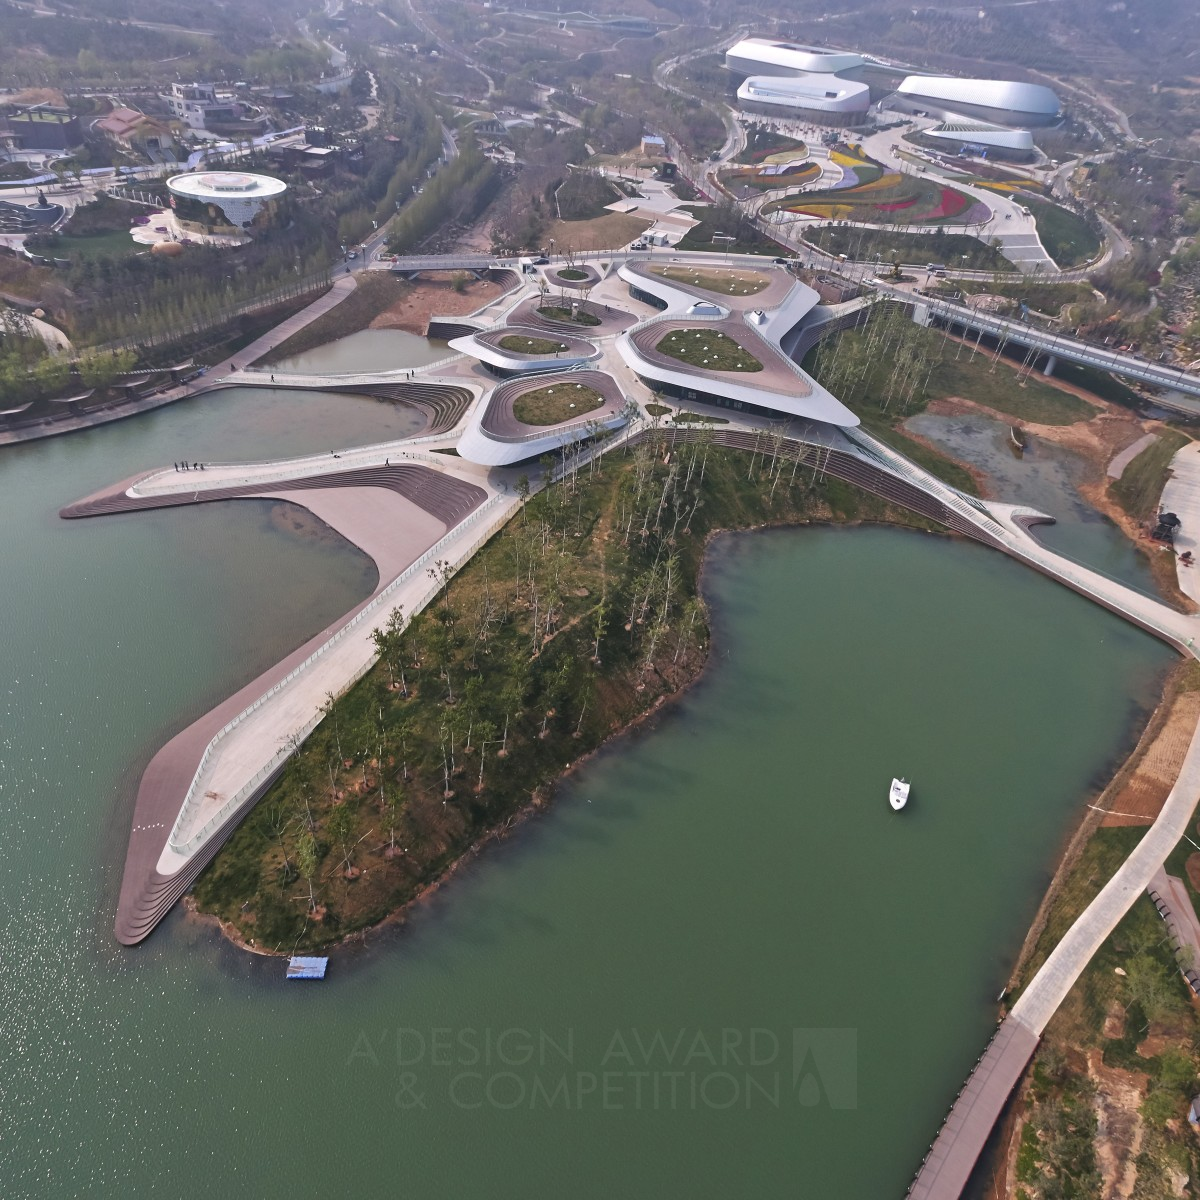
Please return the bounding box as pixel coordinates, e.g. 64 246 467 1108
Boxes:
764 172 986 226
719 160 820 193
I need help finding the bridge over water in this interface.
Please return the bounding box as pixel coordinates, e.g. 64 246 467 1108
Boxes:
884 285 1200 401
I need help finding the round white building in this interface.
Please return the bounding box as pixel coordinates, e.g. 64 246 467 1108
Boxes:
166 170 287 230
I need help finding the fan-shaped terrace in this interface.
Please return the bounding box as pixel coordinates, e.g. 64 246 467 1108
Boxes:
622 260 797 312
449 325 600 375
625 319 813 398
459 369 631 466
507 295 639 336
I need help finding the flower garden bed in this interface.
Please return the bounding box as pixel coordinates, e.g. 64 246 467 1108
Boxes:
764 171 985 226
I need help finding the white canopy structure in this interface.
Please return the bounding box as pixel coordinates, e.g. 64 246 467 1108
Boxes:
895 76 1061 127
737 74 871 120
725 38 865 80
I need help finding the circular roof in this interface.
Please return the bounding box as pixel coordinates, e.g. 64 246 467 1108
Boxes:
166 170 287 201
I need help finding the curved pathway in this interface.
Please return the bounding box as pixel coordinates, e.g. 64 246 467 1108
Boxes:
64 459 500 944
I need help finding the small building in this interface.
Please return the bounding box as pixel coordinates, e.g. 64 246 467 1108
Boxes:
162 83 234 130
166 169 287 233
641 134 667 158
8 109 82 152
93 107 177 157
160 83 263 135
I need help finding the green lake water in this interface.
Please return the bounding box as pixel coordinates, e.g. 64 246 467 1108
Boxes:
271 328 450 375
0 385 1174 1196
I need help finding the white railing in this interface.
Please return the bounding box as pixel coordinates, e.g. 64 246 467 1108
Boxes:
1002 507 1194 651
131 436 466 497
908 293 1200 396
166 490 515 854
846 428 1009 540
483 409 631 445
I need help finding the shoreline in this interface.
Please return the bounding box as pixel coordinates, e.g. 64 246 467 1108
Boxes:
1003 655 1188 1000
188 510 952 958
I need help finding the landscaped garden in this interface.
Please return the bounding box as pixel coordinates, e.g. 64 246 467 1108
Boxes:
512 381 606 425
734 127 808 164
650 264 771 297
656 328 763 372
1023 197 1101 268
557 267 590 281
765 169 987 225
928 278 1095 318
498 334 566 355
719 160 820 194
536 305 601 326
803 225 1015 271
673 204 785 256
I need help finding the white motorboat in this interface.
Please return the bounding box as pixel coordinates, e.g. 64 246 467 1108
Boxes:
889 778 910 812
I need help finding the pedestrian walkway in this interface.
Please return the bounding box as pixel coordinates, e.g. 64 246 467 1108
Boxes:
1161 439 1200 608
1107 432 1158 480
65 456 513 945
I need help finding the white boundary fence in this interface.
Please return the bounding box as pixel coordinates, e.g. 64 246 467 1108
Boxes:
167 491 514 855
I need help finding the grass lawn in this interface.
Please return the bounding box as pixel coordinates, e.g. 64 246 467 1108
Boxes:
542 212 651 252
644 402 671 417
804 225 1014 271
1109 429 1192 522
651 264 770 296
537 305 601 327
498 334 565 355
557 267 589 281
1053 361 1142 411
674 206 784 256
930 353 1098 425
512 382 606 425
1024 197 1101 268
51 229 142 260
656 328 763 372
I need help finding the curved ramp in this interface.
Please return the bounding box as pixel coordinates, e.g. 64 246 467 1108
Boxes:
62 463 488 944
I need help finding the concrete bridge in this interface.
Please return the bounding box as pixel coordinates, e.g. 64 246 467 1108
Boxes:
893 286 1200 400
903 497 1200 1199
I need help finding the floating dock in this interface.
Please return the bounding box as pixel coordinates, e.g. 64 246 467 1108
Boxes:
286 956 329 980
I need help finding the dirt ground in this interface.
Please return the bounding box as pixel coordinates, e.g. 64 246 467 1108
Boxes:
542 212 652 252
925 371 1196 611
369 275 505 334
1102 691 1200 825
1086 1047 1149 1200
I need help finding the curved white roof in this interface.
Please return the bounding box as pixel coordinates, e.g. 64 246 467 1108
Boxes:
924 121 1035 152
896 76 1060 118
726 38 864 77
167 170 286 229
166 171 287 201
739 73 871 115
